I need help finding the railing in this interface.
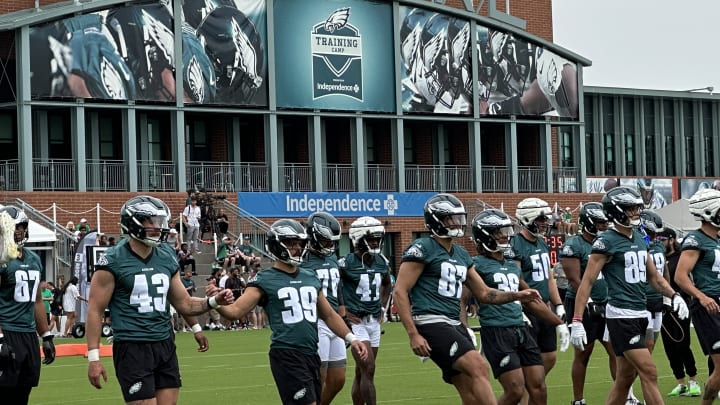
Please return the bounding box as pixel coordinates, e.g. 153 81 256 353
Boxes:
0 159 19 191
553 167 579 193
218 200 273 261
324 164 355 191
15 198 74 269
405 165 473 192
366 164 395 191
481 166 510 192
86 160 126 191
518 166 546 192
137 160 175 191
237 163 269 192
280 163 312 192
33 159 75 191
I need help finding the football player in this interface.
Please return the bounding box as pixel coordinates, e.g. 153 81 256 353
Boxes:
571 186 688 405
561 202 616 405
299 212 346 405
393 193 542 404
512 198 568 375
339 216 391 405
0 206 55 405
470 209 567 405
86 196 234 403
639 210 669 354
674 188 720 402
209 219 367 405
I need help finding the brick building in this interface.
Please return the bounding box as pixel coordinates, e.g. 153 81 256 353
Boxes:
0 0 602 278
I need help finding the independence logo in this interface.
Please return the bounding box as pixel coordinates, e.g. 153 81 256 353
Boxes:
311 8 363 101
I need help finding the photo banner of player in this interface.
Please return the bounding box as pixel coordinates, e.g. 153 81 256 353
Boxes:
619 178 673 209
30 7 157 100
399 7 472 114
476 26 579 118
182 0 268 106
679 178 720 199
29 0 268 106
274 0 395 112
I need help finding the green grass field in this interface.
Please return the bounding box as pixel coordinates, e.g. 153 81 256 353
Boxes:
30 323 709 404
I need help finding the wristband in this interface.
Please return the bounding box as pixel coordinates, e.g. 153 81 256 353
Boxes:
344 332 358 345
87 349 100 362
191 324 203 333
42 331 53 338
571 316 583 322
207 296 219 309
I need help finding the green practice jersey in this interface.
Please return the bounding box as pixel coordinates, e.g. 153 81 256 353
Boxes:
95 239 179 342
511 234 552 301
472 255 524 327
0 248 43 332
561 235 608 302
249 267 322 355
591 229 648 311
339 252 389 318
300 252 341 312
645 240 666 301
681 230 720 297
401 238 473 320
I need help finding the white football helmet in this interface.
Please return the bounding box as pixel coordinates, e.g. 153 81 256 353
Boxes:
515 198 552 236
349 216 385 255
689 188 720 227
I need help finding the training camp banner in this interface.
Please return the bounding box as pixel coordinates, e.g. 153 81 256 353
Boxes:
237 192 435 218
274 0 395 112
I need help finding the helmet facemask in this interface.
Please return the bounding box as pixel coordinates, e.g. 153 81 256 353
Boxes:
277 237 307 265
433 213 466 238
360 233 384 255
481 226 514 253
132 214 170 247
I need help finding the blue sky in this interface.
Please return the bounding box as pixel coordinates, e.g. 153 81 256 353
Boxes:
553 0 718 93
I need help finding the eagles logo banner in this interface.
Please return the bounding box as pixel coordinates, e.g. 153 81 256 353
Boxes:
274 0 394 112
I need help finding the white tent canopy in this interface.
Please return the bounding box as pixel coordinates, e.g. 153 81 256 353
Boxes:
29 220 57 243
655 199 700 234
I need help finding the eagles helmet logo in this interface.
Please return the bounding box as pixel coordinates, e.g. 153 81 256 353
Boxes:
186 55 205 103
230 16 262 89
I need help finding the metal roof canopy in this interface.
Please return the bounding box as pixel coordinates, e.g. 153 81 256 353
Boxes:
0 0 591 68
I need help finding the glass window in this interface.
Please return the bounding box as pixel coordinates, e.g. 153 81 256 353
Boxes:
663 100 675 176
703 102 714 175
643 99 656 175
623 99 635 175
403 128 414 164
684 101 695 176
561 127 573 167
602 97 615 175
584 96 595 175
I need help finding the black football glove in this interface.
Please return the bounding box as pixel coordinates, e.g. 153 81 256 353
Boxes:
0 335 15 368
42 334 55 365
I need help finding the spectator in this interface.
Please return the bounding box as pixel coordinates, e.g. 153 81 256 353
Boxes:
62 276 86 338
181 269 197 296
204 267 223 330
239 235 262 270
41 281 53 327
49 282 63 335
216 236 236 271
97 233 109 246
166 228 180 250
182 197 202 255
562 207 577 235
215 208 229 237
108 236 117 246
65 221 76 234
659 228 701 397
553 261 568 302
77 218 91 233
178 242 197 276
